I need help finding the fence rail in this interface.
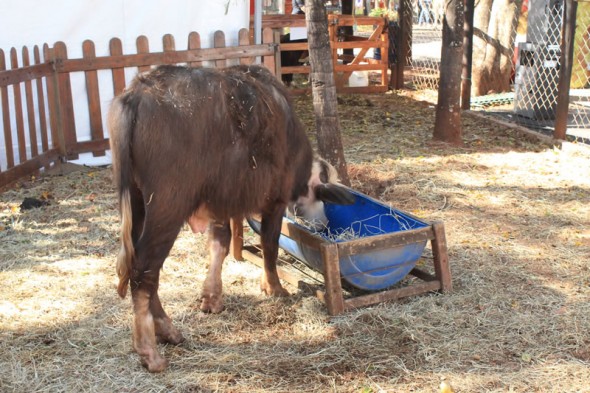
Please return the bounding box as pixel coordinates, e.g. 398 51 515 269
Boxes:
0 28 278 189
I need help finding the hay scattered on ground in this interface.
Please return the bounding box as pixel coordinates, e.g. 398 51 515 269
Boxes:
1 92 589 392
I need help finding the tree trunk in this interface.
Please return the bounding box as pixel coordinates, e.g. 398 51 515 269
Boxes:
471 0 519 96
433 0 464 145
305 0 350 185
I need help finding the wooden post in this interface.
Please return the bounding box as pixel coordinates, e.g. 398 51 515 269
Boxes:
262 28 277 73
461 0 474 110
0 49 15 169
554 0 577 140
214 31 227 69
230 218 244 261
22 47 39 158
431 221 452 292
136 36 151 73
10 48 27 163
33 46 49 154
238 28 253 65
43 44 64 157
52 42 78 160
109 38 126 96
82 40 105 157
187 32 202 68
321 243 345 315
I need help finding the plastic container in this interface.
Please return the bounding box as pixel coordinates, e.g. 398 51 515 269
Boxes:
247 189 429 291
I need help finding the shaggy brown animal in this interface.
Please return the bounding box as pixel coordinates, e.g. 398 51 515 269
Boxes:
108 64 353 372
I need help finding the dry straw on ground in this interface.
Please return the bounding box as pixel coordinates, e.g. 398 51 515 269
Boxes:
1 92 589 392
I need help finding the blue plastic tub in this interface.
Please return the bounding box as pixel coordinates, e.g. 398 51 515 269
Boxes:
247 189 430 291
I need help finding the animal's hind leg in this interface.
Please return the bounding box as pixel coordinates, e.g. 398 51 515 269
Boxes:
260 203 289 297
130 207 184 373
200 221 231 313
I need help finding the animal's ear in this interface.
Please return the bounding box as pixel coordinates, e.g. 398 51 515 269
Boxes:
314 184 356 205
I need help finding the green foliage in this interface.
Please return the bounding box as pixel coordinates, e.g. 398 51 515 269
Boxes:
369 7 398 21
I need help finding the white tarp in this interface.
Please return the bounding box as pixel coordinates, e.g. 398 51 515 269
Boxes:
0 0 249 167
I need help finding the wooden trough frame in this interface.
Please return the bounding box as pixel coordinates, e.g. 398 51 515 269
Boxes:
230 218 451 316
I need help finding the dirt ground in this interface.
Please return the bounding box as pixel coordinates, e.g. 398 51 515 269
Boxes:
1 92 589 393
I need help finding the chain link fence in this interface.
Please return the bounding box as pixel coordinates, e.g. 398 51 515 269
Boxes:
401 0 590 143
406 0 443 92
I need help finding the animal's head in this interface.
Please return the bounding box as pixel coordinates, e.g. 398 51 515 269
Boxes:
288 157 355 230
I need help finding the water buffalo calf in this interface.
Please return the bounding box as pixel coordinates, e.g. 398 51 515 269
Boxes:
108 64 353 372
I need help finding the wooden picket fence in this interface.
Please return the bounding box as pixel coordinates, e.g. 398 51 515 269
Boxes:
0 28 279 189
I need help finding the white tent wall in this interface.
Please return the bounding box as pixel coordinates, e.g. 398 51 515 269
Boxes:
0 0 250 167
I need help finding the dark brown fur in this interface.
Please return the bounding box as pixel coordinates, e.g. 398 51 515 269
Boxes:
110 65 313 297
109 65 329 371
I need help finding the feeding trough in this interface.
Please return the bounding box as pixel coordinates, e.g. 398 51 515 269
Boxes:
247 189 429 291
237 188 451 315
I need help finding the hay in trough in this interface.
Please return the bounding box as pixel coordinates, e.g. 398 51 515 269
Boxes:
1 93 590 392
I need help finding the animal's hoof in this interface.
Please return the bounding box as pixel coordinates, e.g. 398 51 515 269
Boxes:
154 317 185 345
260 282 290 297
200 296 225 314
156 329 185 345
140 351 168 373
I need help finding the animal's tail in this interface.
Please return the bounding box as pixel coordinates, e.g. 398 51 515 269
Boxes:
108 93 140 299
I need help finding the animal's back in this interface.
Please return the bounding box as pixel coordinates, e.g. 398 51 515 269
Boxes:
112 65 310 221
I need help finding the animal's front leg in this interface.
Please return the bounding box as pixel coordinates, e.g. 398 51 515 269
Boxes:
260 204 289 297
200 221 231 313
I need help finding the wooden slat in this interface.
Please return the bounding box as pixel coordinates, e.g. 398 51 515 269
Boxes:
338 24 385 82
53 42 78 159
82 40 105 157
214 31 226 68
343 281 442 311
431 221 452 292
43 43 62 154
253 14 307 28
136 36 151 73
0 49 14 169
280 220 325 249
262 28 277 74
242 247 304 289
409 267 437 282
10 48 27 163
230 217 244 260
109 38 126 96
163 34 175 53
279 42 310 51
253 14 384 29
321 243 345 315
238 28 252 65
187 32 202 68
33 46 49 153
0 62 53 87
336 85 389 94
0 148 60 188
336 226 434 258
22 47 39 158
55 45 277 73
69 138 110 155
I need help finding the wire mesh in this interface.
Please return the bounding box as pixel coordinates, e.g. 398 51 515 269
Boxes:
406 0 443 91
513 0 563 130
402 0 590 143
568 0 590 142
